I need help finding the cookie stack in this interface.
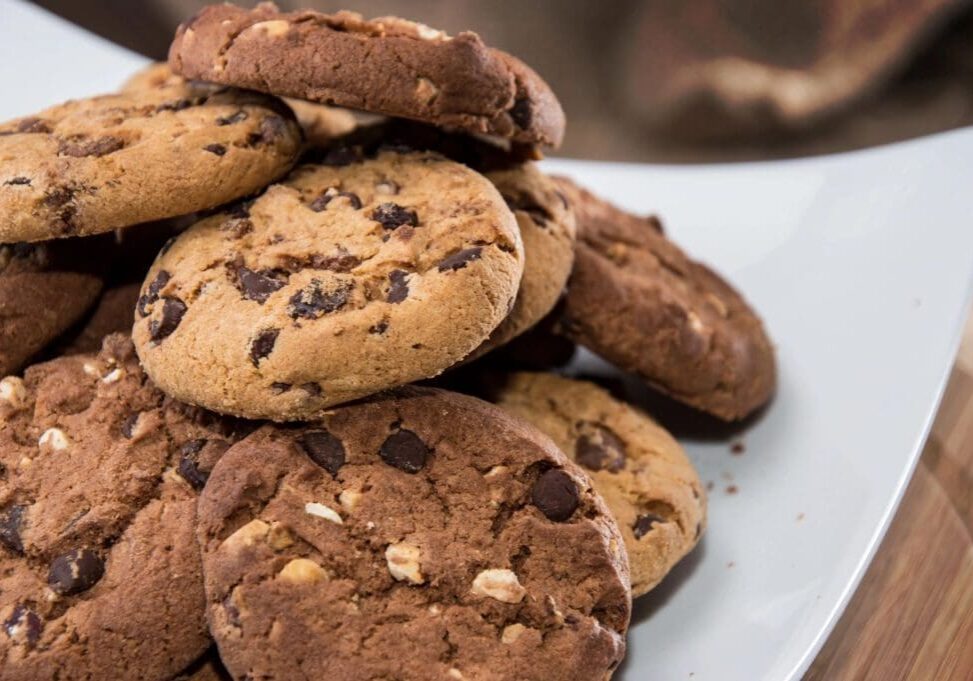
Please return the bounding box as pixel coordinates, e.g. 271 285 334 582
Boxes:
0 4 775 680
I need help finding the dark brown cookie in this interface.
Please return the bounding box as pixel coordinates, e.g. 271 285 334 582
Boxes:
197 387 629 681
168 3 565 147
57 282 141 356
0 335 253 680
0 239 105 376
554 177 776 421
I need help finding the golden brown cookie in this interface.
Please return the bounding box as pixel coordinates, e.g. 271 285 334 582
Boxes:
0 83 301 242
554 177 776 421
491 372 706 596
133 149 524 421
197 387 629 681
168 3 565 146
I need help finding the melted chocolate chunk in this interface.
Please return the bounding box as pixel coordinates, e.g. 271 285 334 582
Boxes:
574 424 626 473
120 412 141 439
379 429 428 473
387 269 409 303
0 504 25 554
633 513 665 539
178 439 209 490
299 430 346 476
137 270 171 317
236 266 286 303
149 297 187 342
288 280 351 319
3 604 42 647
57 135 125 158
203 144 227 156
3 177 30 186
532 469 579 522
438 247 482 272
48 548 104 595
371 203 418 230
250 328 279 366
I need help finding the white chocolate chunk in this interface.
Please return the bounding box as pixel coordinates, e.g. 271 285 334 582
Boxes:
385 542 424 585
471 569 526 604
447 670 464 680
267 522 295 550
102 367 124 384
0 376 26 408
305 502 343 524
278 558 329 584
223 519 270 551
38 428 70 451
82 362 100 377
501 623 527 644
250 19 290 37
338 489 362 513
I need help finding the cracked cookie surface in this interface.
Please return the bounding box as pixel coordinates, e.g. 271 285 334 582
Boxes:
0 335 252 681
490 372 705 596
168 3 565 146
197 386 629 681
133 149 523 421
554 177 776 421
0 82 301 242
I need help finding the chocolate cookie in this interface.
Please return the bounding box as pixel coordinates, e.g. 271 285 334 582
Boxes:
197 387 629 681
554 178 776 421
168 3 565 147
133 149 523 421
0 82 301 242
0 239 105 375
58 282 141 355
491 373 705 596
0 335 251 680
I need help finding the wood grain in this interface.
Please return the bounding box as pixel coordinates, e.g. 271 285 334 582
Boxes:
806 311 973 680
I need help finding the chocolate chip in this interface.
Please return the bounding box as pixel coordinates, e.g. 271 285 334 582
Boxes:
280 252 360 273
270 382 292 394
379 429 428 473
387 269 409 303
309 190 362 212
633 514 665 539
0 505 25 554
532 469 579 522
236 266 285 303
121 412 140 439
149 297 187 342
510 96 532 130
371 203 418 230
3 177 30 186
178 439 209 490
288 280 351 319
48 548 104 595
300 382 322 396
16 117 51 134
137 270 171 317
3 604 42 647
574 424 626 473
156 98 196 112
216 110 248 125
369 319 389 334
58 135 125 158
437 247 482 272
222 217 253 239
250 328 279 366
299 430 346 476
204 144 227 156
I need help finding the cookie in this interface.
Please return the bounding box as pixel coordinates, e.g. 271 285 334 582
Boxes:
197 387 629 681
168 3 565 147
554 178 776 421
122 62 358 149
490 372 705 596
172 649 231 681
58 282 141 355
0 82 302 242
0 239 105 375
0 335 253 680
133 148 524 421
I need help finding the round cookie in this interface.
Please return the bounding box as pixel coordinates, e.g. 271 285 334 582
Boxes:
122 62 358 149
57 282 141 356
0 82 302 242
168 3 565 147
0 239 105 375
553 177 776 421
133 149 524 421
197 387 629 681
490 372 705 596
0 335 252 680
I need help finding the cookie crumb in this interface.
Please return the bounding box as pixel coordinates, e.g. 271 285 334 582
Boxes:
725 485 738 495
730 441 745 455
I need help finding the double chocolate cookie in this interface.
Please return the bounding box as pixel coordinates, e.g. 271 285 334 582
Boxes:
0 81 301 242
491 372 706 596
555 177 776 421
168 3 565 146
133 149 524 421
0 335 250 680
197 387 629 681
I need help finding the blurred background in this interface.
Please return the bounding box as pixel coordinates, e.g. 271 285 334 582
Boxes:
32 0 973 162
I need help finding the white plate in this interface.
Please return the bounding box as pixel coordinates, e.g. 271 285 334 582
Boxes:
4 2 973 679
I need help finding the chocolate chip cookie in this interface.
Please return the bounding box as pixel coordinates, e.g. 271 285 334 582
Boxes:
133 148 523 421
0 82 301 242
0 239 105 375
490 372 705 596
168 3 565 147
554 177 776 421
197 387 629 681
0 335 251 680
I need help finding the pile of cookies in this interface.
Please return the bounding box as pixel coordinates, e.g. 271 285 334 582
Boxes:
0 4 775 680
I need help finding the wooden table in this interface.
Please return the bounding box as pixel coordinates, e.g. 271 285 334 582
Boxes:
806 310 973 679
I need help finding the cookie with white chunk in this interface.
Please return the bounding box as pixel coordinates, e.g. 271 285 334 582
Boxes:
0 335 252 681
196 387 629 681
